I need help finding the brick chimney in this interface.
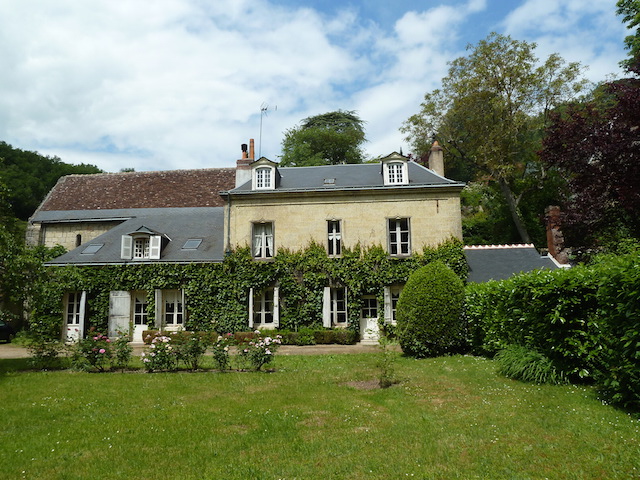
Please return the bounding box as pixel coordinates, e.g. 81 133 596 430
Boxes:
235 139 254 188
545 206 569 264
428 141 444 177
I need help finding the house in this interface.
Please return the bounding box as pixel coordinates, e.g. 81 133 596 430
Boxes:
464 244 562 283
28 140 465 342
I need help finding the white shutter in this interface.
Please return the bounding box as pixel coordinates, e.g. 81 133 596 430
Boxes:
108 291 131 337
248 287 254 329
273 286 280 328
149 235 162 259
154 289 163 329
78 291 87 338
121 235 133 259
383 286 392 324
322 286 331 328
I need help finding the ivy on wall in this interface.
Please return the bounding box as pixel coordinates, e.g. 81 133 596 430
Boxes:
33 238 467 337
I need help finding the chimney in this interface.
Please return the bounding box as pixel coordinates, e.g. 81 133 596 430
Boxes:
545 206 569 264
428 140 445 177
249 138 255 160
235 140 254 188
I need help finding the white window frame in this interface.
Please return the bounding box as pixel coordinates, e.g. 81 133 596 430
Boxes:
384 286 403 325
384 161 408 186
163 290 184 327
254 166 274 190
66 291 83 326
253 222 274 259
121 234 162 260
133 237 150 259
361 295 378 319
388 218 411 256
248 286 280 328
323 286 348 327
133 291 148 326
327 220 342 257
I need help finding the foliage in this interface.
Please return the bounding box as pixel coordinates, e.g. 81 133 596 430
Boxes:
402 33 587 244
141 335 178 372
210 334 232 371
174 332 211 371
495 344 568 385
70 329 113 372
25 335 66 370
396 261 465 358
32 239 467 340
280 110 367 166
376 335 399 388
465 251 640 407
617 0 640 73
112 331 133 371
238 331 282 371
542 77 640 248
0 141 102 220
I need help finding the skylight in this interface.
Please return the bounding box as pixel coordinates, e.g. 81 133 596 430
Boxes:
182 239 202 250
81 244 104 254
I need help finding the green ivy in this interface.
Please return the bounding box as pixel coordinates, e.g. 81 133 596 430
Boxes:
33 238 467 338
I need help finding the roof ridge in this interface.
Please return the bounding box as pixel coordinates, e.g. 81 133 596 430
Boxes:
464 244 535 249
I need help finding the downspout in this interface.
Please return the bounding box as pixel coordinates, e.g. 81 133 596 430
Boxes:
224 192 232 256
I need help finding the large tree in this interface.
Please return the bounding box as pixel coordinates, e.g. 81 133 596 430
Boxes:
618 0 640 73
402 33 587 243
280 110 366 166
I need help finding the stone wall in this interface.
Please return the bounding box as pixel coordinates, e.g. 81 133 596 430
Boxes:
32 221 121 250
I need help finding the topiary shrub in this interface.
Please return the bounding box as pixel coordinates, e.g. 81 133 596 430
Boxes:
396 260 465 358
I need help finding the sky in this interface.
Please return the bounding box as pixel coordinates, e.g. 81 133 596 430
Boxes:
0 0 629 173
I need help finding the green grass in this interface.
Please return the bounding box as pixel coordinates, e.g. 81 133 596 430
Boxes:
1 354 639 479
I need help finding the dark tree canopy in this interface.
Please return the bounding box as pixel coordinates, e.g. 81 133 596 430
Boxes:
542 78 640 246
0 141 102 220
280 110 366 166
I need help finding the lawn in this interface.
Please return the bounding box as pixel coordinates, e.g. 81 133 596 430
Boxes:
1 353 639 479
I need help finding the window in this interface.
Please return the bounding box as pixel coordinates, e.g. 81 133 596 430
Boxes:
387 162 404 184
253 222 274 259
182 239 202 250
327 220 342 257
253 288 274 325
361 296 378 318
81 243 104 254
133 292 148 326
383 158 408 185
164 290 183 326
76 234 82 247
384 286 403 325
121 234 162 260
133 237 150 259
255 167 273 189
66 292 82 325
388 218 411 256
331 287 348 324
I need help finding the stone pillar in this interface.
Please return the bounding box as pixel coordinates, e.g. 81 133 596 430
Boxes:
428 141 445 177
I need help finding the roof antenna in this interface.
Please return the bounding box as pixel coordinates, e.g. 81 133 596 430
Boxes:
259 102 277 158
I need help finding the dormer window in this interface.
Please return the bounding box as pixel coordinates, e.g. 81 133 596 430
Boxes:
381 153 409 186
255 167 273 189
251 158 279 190
121 226 164 260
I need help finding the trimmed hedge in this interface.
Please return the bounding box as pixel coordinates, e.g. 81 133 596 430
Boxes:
465 251 640 409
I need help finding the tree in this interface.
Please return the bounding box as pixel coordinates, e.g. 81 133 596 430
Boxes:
401 33 587 244
395 261 465 358
617 0 640 73
280 110 366 166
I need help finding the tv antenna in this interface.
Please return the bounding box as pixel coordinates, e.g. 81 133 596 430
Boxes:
259 102 276 158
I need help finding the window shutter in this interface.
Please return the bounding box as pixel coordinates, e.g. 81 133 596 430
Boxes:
78 291 87 338
154 289 162 329
273 286 280 328
108 290 131 337
121 235 133 259
383 287 392 324
322 286 331 328
149 235 162 259
248 287 254 329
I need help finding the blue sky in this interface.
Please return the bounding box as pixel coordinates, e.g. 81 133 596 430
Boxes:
0 0 628 172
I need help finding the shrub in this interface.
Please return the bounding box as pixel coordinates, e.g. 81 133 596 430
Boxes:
210 334 233 371
238 331 282 371
495 344 568 385
174 332 211 371
141 335 178 372
396 261 465 358
70 330 113 372
26 336 66 370
112 331 133 371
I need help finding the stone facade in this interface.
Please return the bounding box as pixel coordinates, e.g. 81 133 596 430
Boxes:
34 221 121 250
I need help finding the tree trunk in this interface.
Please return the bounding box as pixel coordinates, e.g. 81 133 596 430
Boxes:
498 178 532 244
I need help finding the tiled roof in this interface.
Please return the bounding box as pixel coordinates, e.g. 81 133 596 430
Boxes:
38 168 236 211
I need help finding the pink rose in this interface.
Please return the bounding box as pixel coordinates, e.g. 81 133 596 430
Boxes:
99 348 106 354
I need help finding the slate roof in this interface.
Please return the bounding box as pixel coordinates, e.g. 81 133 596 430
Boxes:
37 168 236 212
229 161 462 193
46 207 225 265
464 244 560 283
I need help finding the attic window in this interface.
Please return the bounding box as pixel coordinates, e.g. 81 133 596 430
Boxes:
81 244 104 255
323 178 336 186
255 167 273 189
182 239 202 250
121 233 162 260
384 161 408 185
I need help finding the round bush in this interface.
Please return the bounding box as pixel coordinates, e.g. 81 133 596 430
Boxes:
396 261 465 358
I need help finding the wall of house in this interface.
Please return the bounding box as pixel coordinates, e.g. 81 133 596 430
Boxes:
28 221 121 250
226 188 462 253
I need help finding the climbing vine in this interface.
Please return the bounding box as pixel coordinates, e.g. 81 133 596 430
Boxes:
33 238 467 338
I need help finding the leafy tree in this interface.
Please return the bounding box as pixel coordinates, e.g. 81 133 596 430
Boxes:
0 141 102 220
280 110 367 166
617 0 640 73
401 33 587 244
395 261 465 358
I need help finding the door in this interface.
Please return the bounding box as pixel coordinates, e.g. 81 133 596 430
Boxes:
360 296 380 344
65 291 86 342
132 291 149 342
108 291 131 339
